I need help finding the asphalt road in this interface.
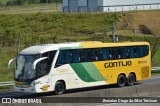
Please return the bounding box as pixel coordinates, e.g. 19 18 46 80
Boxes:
0 74 160 98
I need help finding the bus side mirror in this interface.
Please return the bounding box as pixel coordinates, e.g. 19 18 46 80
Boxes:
8 58 16 69
32 57 48 70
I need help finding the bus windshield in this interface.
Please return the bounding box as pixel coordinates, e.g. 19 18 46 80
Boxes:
15 50 57 82
15 55 40 82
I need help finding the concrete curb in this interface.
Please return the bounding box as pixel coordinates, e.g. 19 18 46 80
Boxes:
0 84 160 106
137 84 160 97
55 83 160 97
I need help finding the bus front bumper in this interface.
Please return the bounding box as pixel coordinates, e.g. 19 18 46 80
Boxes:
13 85 41 93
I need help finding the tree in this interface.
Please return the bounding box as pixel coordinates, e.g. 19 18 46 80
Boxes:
6 0 26 5
149 35 160 61
143 27 160 61
0 0 5 6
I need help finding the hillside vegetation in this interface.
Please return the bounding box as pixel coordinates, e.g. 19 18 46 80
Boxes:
0 12 119 41
0 0 61 5
118 11 160 35
0 11 160 83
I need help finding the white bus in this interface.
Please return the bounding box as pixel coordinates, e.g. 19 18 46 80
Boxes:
8 41 151 94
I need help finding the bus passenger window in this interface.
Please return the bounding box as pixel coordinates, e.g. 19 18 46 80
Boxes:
126 48 130 58
95 50 99 61
133 47 140 58
99 49 103 60
66 50 74 63
108 49 112 59
62 52 66 64
69 51 74 63
142 46 149 56
95 50 98 61
117 48 123 59
55 50 66 67
109 48 116 59
74 50 79 63
41 51 56 70
102 48 108 60
134 48 137 56
87 49 94 62
94 49 103 61
78 51 82 62
79 50 86 62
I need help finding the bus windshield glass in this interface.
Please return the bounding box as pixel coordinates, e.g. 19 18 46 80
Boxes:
15 54 40 82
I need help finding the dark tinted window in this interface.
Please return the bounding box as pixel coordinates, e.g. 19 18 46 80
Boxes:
117 48 125 59
41 51 56 65
40 51 56 73
55 45 149 67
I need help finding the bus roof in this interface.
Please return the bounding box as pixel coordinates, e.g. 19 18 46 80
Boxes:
20 42 81 55
80 41 150 48
19 41 149 55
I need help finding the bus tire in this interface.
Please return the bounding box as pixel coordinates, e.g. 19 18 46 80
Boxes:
54 81 65 95
127 74 135 86
117 74 126 87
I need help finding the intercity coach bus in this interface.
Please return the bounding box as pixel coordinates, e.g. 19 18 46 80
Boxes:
8 41 151 94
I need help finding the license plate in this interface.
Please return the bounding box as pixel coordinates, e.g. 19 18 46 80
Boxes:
20 89 25 91
15 81 23 86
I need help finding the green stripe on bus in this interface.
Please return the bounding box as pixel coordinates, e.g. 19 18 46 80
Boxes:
81 63 106 81
70 63 96 82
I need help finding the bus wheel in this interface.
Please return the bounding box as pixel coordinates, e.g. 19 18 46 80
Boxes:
54 81 65 95
117 75 126 87
127 74 135 86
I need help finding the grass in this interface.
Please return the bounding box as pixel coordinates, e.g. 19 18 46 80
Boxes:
151 70 160 75
0 86 12 91
0 12 118 36
0 3 61 14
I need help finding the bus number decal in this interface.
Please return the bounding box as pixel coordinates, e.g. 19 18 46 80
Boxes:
138 60 147 64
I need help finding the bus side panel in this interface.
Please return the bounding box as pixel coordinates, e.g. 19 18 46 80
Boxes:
93 61 113 84
70 62 109 88
136 67 142 81
52 64 108 90
50 73 69 91
52 64 76 90
101 69 113 84
126 68 138 79
136 56 151 81
112 68 127 84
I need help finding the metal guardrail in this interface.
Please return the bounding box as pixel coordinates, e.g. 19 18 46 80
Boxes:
63 3 160 12
151 67 160 71
0 81 14 87
0 67 159 87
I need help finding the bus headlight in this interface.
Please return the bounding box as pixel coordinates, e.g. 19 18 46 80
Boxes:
31 81 41 86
